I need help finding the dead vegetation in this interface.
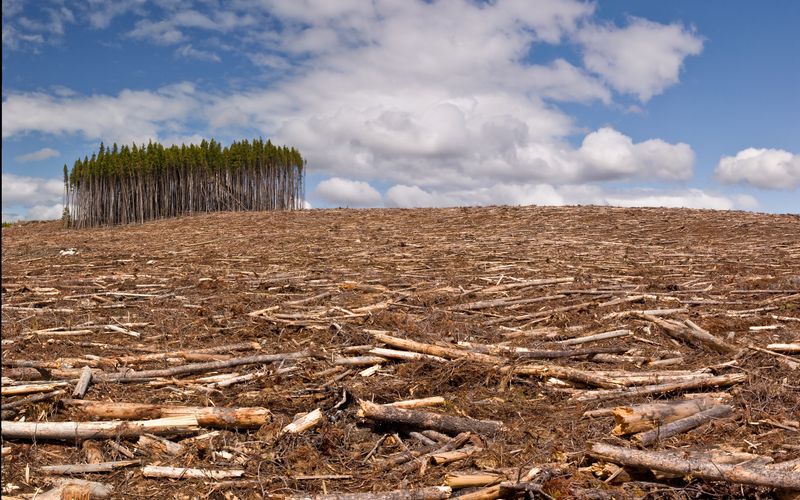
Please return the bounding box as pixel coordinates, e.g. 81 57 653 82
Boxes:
1 205 799 499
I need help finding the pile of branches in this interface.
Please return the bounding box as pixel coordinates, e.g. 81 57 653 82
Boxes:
64 138 305 228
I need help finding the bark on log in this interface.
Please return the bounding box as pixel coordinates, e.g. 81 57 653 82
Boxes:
61 400 271 428
612 397 721 435
632 404 734 446
588 442 800 490
358 400 503 436
445 472 504 488
288 486 452 500
1 415 200 441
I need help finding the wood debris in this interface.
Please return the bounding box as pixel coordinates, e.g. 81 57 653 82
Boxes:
2 206 799 497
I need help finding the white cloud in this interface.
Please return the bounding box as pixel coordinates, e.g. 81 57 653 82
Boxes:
577 17 703 101
2 1 725 215
384 182 748 211
1 173 64 207
2 83 200 144
175 44 220 62
15 147 61 163
577 127 694 181
715 148 800 190
27 203 64 221
313 177 382 207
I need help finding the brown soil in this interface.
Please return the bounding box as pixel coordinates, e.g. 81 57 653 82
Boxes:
2 206 799 499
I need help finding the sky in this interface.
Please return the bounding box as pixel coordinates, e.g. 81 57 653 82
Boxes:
2 0 799 221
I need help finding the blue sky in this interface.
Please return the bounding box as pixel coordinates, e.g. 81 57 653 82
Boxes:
2 0 798 221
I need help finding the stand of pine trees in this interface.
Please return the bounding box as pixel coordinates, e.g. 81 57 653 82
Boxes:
64 139 305 228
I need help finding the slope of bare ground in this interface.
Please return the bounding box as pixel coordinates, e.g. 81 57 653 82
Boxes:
1 206 799 499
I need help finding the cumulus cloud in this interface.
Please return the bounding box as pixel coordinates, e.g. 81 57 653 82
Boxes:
577 128 694 181
577 17 703 101
2 1 724 216
384 183 747 211
15 147 60 163
715 148 800 190
27 203 64 221
2 173 64 207
313 177 382 207
2 83 200 144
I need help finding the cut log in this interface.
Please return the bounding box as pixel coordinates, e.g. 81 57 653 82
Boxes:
1 382 69 396
767 343 800 354
36 479 113 500
141 465 244 479
334 355 387 366
288 486 452 500
137 433 186 456
366 330 504 365
92 350 311 382
116 341 261 365
612 397 722 435
445 472 504 488
588 442 800 490
1 389 64 411
501 364 621 389
368 347 447 364
82 439 104 464
632 404 734 446
1 415 200 441
571 373 747 402
281 408 324 435
358 400 503 436
636 314 737 354
72 366 93 398
386 397 446 409
61 400 271 428
557 329 632 346
39 460 140 475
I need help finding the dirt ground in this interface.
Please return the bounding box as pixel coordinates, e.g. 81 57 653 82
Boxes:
2 206 799 499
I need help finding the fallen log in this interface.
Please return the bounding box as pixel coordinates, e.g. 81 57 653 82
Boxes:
40 459 140 475
288 486 452 500
501 364 622 389
358 400 504 436
61 400 271 428
632 404 735 446
72 366 93 398
91 350 311 382
1 382 69 396
281 408 325 435
557 329 632 346
588 442 800 490
36 479 113 500
82 439 104 464
1 389 64 411
612 397 722 435
366 330 504 364
571 373 747 402
1 415 200 441
142 465 244 479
